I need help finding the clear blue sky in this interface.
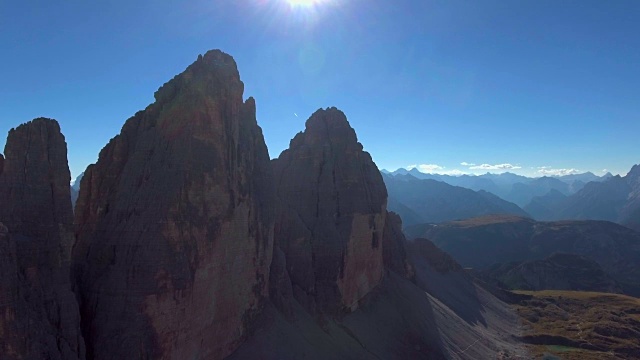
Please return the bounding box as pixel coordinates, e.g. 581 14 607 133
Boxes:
1 0 639 178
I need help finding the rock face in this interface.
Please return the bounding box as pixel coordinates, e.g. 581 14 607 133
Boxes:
72 50 274 359
0 118 84 359
272 108 386 314
381 211 414 279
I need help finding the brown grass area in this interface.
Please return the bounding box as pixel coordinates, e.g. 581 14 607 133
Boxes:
512 290 640 359
448 214 531 227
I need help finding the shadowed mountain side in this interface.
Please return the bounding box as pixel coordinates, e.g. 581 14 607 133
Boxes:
407 215 640 296
523 189 567 220
625 207 640 232
0 118 84 359
271 108 387 315
478 253 623 294
383 174 529 226
505 177 572 207
228 270 527 360
72 50 275 360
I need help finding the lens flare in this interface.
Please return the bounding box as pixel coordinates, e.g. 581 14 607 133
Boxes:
287 0 324 7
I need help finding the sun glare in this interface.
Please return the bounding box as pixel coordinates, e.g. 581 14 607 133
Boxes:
287 0 323 7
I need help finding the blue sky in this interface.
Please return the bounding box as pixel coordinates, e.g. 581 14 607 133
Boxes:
1 0 639 178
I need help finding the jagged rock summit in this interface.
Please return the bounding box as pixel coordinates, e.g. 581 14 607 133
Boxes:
272 107 391 314
72 50 274 359
0 118 84 359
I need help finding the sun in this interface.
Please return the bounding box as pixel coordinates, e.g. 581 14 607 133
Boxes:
286 0 324 7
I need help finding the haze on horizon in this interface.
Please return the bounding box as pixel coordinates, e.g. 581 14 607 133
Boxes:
1 0 638 178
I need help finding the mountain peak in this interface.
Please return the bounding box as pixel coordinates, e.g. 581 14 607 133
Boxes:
627 164 640 178
152 49 242 109
284 107 362 155
304 107 358 144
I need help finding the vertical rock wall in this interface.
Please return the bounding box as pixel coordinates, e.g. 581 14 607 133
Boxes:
0 118 85 360
72 50 274 359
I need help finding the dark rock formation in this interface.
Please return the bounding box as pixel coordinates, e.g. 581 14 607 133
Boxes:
382 211 414 279
72 50 274 359
272 108 386 314
0 118 84 359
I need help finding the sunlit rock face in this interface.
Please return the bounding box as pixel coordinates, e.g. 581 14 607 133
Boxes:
272 108 386 314
73 50 274 359
0 118 85 359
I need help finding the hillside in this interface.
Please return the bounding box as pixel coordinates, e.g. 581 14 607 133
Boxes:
406 215 640 296
479 253 622 294
383 174 529 226
513 290 640 359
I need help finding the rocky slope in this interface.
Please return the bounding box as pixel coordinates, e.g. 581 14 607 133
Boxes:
407 215 640 296
0 118 84 359
72 50 275 360
383 173 529 226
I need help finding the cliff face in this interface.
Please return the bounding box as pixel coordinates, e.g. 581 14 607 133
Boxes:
272 108 387 314
382 211 414 279
72 50 274 359
0 118 84 359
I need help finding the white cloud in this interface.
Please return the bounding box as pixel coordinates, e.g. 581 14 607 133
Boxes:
536 167 581 176
406 164 467 176
469 163 522 170
460 162 476 166
441 169 468 176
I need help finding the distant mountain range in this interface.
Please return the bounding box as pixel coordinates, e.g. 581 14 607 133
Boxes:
382 173 529 226
405 215 640 296
522 165 640 231
383 168 612 207
70 172 83 208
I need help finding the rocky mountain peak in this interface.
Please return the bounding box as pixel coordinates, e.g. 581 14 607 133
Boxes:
0 117 74 256
153 49 242 107
0 118 84 359
294 107 360 148
73 50 274 359
273 107 387 314
627 164 640 186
